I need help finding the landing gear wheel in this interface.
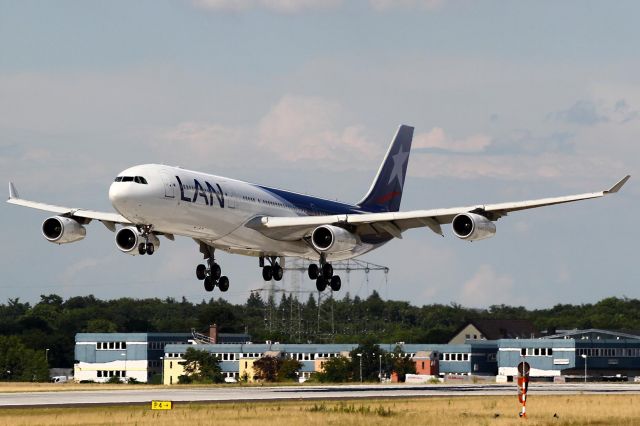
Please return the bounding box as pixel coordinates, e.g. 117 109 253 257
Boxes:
146 243 155 255
330 275 342 291
211 263 222 280
262 265 273 281
316 277 327 292
308 264 319 280
196 264 207 280
204 276 215 292
273 264 284 281
322 263 333 278
138 243 146 255
218 276 230 292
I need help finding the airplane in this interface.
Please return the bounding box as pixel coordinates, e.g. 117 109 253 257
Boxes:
7 125 630 293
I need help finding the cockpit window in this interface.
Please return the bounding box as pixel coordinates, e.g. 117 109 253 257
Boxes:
115 176 148 184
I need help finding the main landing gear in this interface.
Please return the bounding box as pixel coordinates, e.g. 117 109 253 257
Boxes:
196 245 229 292
308 256 341 292
259 256 284 282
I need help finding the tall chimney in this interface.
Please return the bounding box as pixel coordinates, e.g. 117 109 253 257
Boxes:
209 324 218 344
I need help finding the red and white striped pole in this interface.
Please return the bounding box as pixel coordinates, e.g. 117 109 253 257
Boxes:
517 361 530 418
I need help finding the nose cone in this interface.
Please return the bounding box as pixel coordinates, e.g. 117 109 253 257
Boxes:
109 182 129 214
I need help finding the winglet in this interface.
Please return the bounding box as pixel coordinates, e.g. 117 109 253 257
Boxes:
8 182 19 199
605 175 631 194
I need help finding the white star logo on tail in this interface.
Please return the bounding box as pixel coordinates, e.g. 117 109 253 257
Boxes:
387 147 409 188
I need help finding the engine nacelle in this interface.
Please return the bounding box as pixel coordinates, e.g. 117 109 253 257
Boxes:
42 216 86 244
115 226 160 255
311 225 359 253
452 212 496 241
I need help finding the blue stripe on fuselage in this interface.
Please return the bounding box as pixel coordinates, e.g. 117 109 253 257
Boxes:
254 185 392 245
255 185 363 216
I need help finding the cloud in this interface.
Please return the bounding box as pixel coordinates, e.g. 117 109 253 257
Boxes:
193 0 343 13
154 95 380 169
489 130 575 156
613 99 640 123
550 99 639 126
369 0 443 11
459 264 516 307
193 0 444 13
413 127 492 154
258 95 379 162
550 100 608 125
60 257 113 284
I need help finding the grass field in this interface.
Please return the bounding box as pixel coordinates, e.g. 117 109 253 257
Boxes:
1 395 640 425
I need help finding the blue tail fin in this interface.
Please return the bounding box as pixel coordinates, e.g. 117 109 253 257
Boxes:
357 125 414 212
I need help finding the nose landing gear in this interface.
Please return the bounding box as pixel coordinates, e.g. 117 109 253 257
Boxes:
137 226 156 255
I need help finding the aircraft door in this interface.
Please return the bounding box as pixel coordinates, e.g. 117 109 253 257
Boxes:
160 172 175 198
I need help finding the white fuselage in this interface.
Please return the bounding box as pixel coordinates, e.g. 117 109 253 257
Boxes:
108 164 381 260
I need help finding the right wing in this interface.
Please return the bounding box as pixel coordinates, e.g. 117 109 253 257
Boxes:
7 182 131 231
246 175 630 241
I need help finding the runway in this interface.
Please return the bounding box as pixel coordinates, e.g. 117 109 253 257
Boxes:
1 383 639 408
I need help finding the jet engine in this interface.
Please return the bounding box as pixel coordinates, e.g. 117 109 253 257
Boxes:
452 212 496 241
311 225 358 253
42 216 86 244
115 226 160 255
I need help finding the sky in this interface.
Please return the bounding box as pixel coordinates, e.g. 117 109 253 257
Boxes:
0 0 638 309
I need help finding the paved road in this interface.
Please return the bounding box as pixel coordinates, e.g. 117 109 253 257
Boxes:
0 383 638 408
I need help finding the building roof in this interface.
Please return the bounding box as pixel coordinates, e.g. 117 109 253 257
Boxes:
464 319 538 340
544 328 640 340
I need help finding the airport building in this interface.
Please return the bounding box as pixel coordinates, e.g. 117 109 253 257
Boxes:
74 332 192 383
161 341 499 385
73 327 640 384
74 325 250 383
498 329 640 381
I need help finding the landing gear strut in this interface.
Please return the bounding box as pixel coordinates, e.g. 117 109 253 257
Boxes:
137 225 156 255
260 256 284 281
196 244 229 292
309 255 341 292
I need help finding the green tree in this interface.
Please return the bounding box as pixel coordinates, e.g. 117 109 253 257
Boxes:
316 356 352 383
0 336 49 382
252 356 302 382
179 347 223 384
277 358 303 382
252 356 280 382
391 348 416 382
350 342 386 382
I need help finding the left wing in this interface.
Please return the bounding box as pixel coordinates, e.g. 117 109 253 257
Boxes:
246 175 630 240
7 182 131 231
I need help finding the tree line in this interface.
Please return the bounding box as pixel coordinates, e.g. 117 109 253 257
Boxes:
1 292 639 374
